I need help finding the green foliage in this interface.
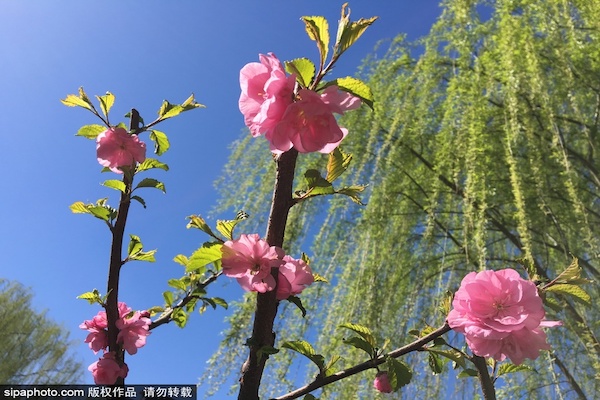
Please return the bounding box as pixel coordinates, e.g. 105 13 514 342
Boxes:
126 234 156 263
136 158 169 173
334 4 378 58
69 198 117 224
76 124 105 139
134 178 166 193
186 242 223 273
285 58 316 88
301 16 329 69
386 357 413 391
149 130 170 155
0 279 83 384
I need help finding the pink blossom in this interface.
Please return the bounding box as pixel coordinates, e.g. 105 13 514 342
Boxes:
373 371 393 393
79 313 108 354
88 352 128 385
96 127 146 173
239 53 295 137
116 311 151 355
447 268 561 364
276 256 314 300
221 234 285 293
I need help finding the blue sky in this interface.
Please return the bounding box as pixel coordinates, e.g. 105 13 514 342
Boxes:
0 1 442 395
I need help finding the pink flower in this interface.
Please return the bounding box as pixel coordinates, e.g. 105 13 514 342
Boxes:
96 127 146 173
116 311 151 355
276 256 314 300
447 269 561 365
79 314 108 354
268 88 356 154
239 53 295 137
373 371 393 393
221 234 285 293
88 352 128 385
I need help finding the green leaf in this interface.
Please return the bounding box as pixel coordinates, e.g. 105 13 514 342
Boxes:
127 234 143 257
326 148 352 183
285 58 316 88
281 340 325 373
427 348 466 369
171 308 188 328
87 205 112 222
186 242 223 273
96 92 115 118
210 297 228 309
313 273 329 283
146 305 164 316
552 257 593 285
131 195 147 208
428 352 444 374
257 345 280 363
328 76 374 109
303 169 334 196
173 254 189 267
163 291 174 307
187 215 218 238
286 295 307 317
168 278 187 291
76 124 105 139
334 4 377 57
135 178 166 193
102 179 126 193
542 295 563 312
458 369 479 378
301 16 329 68
342 336 374 356
338 322 376 347
544 283 591 305
129 250 156 262
136 158 169 173
303 395 318 400
386 357 412 390
496 363 534 377
157 94 204 120
61 87 95 111
323 354 341 377
336 185 367 205
76 289 101 304
216 211 248 240
69 201 90 214
149 130 170 155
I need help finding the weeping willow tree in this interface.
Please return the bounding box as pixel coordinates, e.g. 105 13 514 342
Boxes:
204 0 600 398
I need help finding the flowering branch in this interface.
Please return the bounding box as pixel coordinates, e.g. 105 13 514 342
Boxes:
238 148 299 400
272 323 452 400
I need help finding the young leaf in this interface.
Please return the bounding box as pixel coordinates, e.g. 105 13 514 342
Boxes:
186 242 223 273
552 257 593 285
336 185 367 205
428 352 444 374
342 336 374 356
285 58 316 88
173 254 189 267
496 363 534 377
334 4 377 57
427 348 466 369
135 178 166 193
457 369 479 378
171 308 188 328
102 179 126 193
302 169 335 197
286 295 307 317
127 234 143 257
313 273 329 283
210 297 228 309
146 305 165 316
327 76 374 109
281 340 326 373
301 16 329 69
186 215 218 238
131 195 147 208
157 95 204 120
168 278 188 291
163 291 174 307
61 87 95 111
544 283 591 306
129 249 157 262
326 148 352 183
386 357 413 390
76 290 101 305
136 158 169 173
76 124 106 139
338 322 376 347
215 212 248 240
149 130 170 155
96 92 115 119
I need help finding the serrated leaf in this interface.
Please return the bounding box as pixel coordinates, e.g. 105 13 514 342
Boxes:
285 58 316 88
61 88 94 111
186 242 223 273
76 291 101 304
129 250 157 262
334 4 377 57
131 195 146 208
458 369 479 378
287 295 307 317
329 76 374 109
386 357 412 390
553 257 593 285
342 336 374 356
87 205 112 222
168 278 187 291
96 92 115 118
497 363 534 377
281 341 325 372
136 158 169 173
102 179 126 193
158 95 204 120
338 322 376 347
313 273 328 283
216 215 246 241
149 130 170 155
173 254 189 267
127 234 143 257
336 185 367 205
135 178 166 193
69 201 90 214
303 169 335 196
163 291 174 307
326 148 352 183
186 215 218 238
76 124 106 139
301 16 329 68
428 352 444 374
427 349 466 369
544 283 591 305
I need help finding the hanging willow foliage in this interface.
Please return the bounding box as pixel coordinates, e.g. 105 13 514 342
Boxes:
204 0 600 398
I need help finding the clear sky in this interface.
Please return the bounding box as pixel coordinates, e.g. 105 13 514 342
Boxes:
0 1 442 395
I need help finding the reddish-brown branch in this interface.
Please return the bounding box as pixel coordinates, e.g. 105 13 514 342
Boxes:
238 148 299 400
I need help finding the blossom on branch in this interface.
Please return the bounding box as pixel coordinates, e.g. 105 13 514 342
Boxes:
88 352 128 385
447 268 561 365
276 255 314 300
221 233 285 293
373 371 393 393
96 127 146 173
116 310 151 355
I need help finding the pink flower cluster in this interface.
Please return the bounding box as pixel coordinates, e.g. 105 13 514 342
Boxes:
447 269 561 365
221 234 314 298
373 371 393 393
96 127 146 173
239 53 361 154
80 302 151 384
